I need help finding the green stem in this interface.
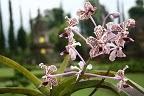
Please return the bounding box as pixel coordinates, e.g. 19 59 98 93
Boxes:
0 55 50 95
0 87 44 96
89 65 112 96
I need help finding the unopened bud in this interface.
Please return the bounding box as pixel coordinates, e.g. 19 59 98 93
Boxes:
60 52 64 56
111 12 120 18
123 65 129 71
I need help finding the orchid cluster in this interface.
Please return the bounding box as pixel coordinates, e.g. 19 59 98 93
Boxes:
39 1 135 91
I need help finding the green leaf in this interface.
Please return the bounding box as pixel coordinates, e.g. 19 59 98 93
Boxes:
56 55 70 82
57 55 70 74
127 78 144 94
54 69 128 96
0 55 50 95
52 77 76 96
61 80 127 96
0 87 44 96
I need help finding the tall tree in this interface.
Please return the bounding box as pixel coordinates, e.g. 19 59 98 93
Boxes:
29 10 32 32
0 0 5 53
17 6 27 50
8 0 16 52
52 7 65 26
129 0 144 20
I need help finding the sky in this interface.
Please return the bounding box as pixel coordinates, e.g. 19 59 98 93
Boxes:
0 0 136 37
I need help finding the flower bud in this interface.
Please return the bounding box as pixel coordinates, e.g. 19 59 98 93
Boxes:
110 12 120 18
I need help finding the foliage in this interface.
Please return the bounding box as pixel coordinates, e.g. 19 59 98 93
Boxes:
52 8 65 26
0 1 5 53
17 7 27 51
17 27 27 51
44 7 65 29
8 0 17 52
129 0 144 20
129 7 144 20
128 0 144 56
48 24 67 53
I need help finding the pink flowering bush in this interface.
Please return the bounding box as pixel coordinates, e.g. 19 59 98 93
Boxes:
0 1 144 96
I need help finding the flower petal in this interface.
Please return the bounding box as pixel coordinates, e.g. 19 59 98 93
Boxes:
69 48 77 60
70 66 80 70
78 61 85 70
86 36 98 48
47 65 57 74
94 25 104 39
116 48 126 57
109 49 117 61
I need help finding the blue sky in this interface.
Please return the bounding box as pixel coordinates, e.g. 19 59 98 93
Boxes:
0 0 135 37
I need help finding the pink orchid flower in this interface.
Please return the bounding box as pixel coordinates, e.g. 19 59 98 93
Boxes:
39 63 58 89
115 65 129 91
77 1 96 20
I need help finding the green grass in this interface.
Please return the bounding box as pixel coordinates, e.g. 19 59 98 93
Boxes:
0 68 14 78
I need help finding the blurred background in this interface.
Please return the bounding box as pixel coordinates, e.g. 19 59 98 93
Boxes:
0 0 144 96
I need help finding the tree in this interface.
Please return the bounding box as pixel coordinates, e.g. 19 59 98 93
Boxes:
129 0 144 20
128 0 144 56
0 1 5 53
17 6 27 51
52 8 65 26
8 0 16 52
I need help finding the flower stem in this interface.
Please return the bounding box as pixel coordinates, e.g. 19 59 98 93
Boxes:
90 16 97 27
51 71 78 77
73 31 87 42
102 14 111 27
50 71 118 80
71 47 86 65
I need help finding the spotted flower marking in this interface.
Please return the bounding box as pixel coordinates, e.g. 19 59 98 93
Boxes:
115 65 129 91
39 63 58 89
77 1 96 20
86 25 110 57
